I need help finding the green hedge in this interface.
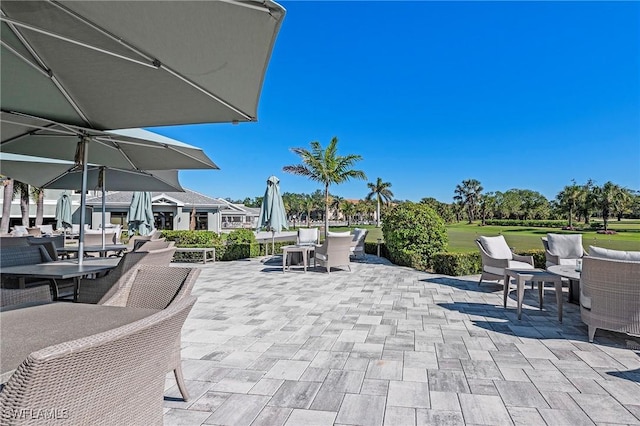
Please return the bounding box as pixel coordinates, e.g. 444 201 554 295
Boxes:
483 219 568 228
160 230 222 246
431 249 546 276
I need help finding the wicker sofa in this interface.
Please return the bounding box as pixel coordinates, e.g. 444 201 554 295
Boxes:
580 246 640 342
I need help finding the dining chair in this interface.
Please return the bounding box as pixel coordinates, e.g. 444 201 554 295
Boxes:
0 296 196 425
476 235 534 285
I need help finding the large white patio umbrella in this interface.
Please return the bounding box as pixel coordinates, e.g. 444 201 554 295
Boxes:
0 0 285 129
0 112 216 262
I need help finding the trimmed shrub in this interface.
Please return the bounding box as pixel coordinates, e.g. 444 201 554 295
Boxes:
160 230 221 246
226 228 256 244
382 203 447 270
517 249 546 269
432 252 482 276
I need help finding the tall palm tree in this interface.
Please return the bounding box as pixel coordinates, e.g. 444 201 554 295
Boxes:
1 177 14 233
283 137 366 236
366 177 394 227
330 195 344 221
301 195 315 227
453 179 483 224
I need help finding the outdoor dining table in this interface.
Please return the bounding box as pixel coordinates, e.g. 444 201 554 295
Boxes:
0 258 120 302
0 302 158 384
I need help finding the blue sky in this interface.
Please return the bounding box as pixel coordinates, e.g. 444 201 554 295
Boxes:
150 1 640 203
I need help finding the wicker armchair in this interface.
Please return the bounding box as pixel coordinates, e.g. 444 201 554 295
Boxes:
476 236 534 285
0 287 52 309
314 235 353 273
350 228 368 259
76 247 176 304
134 238 173 252
580 255 640 342
542 234 586 268
0 296 196 425
100 265 200 401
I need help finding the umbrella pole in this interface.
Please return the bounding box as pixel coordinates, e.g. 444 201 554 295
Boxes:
272 230 275 257
101 167 106 250
77 137 89 265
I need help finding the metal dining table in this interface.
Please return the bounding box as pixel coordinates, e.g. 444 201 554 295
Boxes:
0 302 158 383
0 258 120 302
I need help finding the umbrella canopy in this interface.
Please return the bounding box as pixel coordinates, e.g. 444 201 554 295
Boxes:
0 0 286 129
55 192 72 230
256 176 288 255
0 153 184 192
0 112 218 170
127 192 154 236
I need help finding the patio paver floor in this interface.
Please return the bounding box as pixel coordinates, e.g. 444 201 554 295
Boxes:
163 255 640 425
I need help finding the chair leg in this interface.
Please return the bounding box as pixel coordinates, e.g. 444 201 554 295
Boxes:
588 326 597 343
174 366 190 401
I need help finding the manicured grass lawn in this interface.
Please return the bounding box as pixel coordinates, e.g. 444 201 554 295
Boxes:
310 221 639 253
446 221 640 253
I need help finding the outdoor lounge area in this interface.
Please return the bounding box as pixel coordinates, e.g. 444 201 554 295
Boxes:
159 255 640 426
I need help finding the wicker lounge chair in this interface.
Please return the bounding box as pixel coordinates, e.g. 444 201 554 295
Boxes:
0 296 196 425
350 228 368 259
542 233 586 268
314 235 353 273
476 236 534 285
0 287 52 309
100 265 200 401
580 247 640 342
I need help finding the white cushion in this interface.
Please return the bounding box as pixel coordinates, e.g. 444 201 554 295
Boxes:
546 233 583 259
352 228 367 242
588 246 640 261
479 235 512 260
315 252 328 261
327 231 350 237
298 228 319 245
485 260 534 276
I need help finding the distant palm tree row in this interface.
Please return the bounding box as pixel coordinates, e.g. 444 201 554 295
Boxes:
230 137 639 232
0 178 45 233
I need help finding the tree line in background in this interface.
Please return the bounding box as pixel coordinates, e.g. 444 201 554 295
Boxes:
0 178 45 233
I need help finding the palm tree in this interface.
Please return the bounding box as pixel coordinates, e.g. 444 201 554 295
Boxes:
330 195 344 221
593 182 626 231
13 181 30 226
366 177 394 227
340 200 355 227
556 180 581 228
301 195 315 227
283 137 366 236
1 177 14 233
453 179 483 224
31 187 45 226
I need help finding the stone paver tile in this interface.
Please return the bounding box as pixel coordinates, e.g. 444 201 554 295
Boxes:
461 360 503 380
264 360 310 380
309 389 344 412
218 351 263 368
284 409 337 426
310 351 349 369
515 342 559 360
250 406 292 426
427 370 470 393
597 380 640 405
415 409 465 426
299 367 329 382
188 391 232 412
366 360 403 380
387 380 430 409
352 343 384 359
320 369 365 394
467 378 499 396
269 380 322 409
204 394 270 426
458 393 513 425
538 408 596 426
164 408 211 426
574 350 627 369
336 394 386 426
498 367 530 382
430 391 460 411
626 404 640 421
357 315 383 325
361 378 389 396
211 370 265 393
249 378 284 396
338 330 369 343
495 381 549 409
404 351 438 369
403 367 428 382
507 407 546 426
384 406 416 426
570 393 640 424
